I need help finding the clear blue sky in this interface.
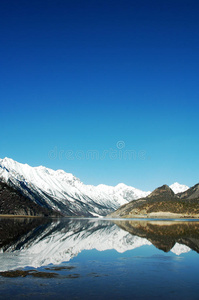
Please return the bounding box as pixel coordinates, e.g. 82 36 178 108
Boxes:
0 0 199 190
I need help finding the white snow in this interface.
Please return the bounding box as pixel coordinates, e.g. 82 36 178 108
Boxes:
0 157 191 216
0 157 150 216
170 182 189 194
171 243 191 255
0 218 192 272
0 220 152 271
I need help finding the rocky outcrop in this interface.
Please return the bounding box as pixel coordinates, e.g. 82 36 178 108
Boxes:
0 181 61 217
109 184 199 218
177 183 199 200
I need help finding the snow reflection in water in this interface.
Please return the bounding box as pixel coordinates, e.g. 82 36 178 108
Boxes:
0 218 199 299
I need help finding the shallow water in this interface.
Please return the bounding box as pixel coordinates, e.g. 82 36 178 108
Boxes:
0 217 199 299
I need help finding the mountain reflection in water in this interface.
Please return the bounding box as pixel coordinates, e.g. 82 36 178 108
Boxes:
114 219 199 253
0 217 199 271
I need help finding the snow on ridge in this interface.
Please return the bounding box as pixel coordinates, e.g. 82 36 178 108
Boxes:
0 157 150 216
0 157 191 216
170 182 189 194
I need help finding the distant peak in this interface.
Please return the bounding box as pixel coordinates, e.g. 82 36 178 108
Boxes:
2 157 13 162
162 184 170 189
170 182 189 194
56 169 65 173
171 182 183 186
96 184 114 189
0 157 16 167
154 184 170 190
148 184 175 198
36 165 47 170
56 169 75 178
115 183 128 189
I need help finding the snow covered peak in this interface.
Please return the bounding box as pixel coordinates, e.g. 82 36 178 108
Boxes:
1 157 13 162
0 157 80 183
115 183 128 189
0 157 192 217
0 157 150 216
170 182 189 194
0 157 17 168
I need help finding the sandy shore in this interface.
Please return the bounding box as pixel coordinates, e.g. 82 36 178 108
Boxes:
147 212 199 219
118 211 199 219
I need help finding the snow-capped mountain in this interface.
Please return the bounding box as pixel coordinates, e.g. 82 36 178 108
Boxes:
169 182 189 194
0 157 150 217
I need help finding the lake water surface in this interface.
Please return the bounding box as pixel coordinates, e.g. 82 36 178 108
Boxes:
0 217 199 299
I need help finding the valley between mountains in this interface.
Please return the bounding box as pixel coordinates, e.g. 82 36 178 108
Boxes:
0 157 198 218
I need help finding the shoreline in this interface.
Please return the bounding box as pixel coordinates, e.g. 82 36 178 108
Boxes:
1 213 199 220
0 214 87 219
146 212 199 219
0 214 49 218
107 211 199 220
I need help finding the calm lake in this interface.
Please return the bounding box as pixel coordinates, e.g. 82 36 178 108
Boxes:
0 217 199 299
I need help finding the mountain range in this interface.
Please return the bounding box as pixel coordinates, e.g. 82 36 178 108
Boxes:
0 157 192 217
109 184 199 219
0 157 149 217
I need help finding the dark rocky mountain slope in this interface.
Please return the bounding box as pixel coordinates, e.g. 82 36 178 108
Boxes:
0 181 61 217
177 183 199 200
